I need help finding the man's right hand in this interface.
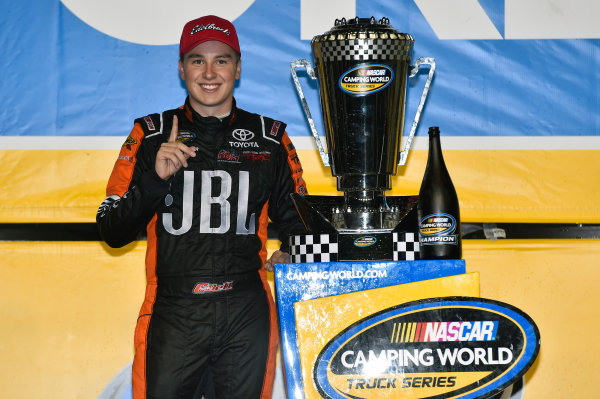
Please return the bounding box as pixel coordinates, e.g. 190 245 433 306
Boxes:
155 115 197 180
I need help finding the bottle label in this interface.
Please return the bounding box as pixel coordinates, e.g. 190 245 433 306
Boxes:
419 213 459 245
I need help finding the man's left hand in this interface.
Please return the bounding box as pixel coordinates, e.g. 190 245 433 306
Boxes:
264 250 290 272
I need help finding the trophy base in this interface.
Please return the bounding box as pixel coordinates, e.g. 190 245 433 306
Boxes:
290 193 419 233
289 231 420 263
289 193 420 262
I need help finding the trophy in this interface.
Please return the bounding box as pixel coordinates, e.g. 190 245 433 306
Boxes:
289 17 435 261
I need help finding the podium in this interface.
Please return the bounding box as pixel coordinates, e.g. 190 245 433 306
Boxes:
274 259 469 398
274 259 538 399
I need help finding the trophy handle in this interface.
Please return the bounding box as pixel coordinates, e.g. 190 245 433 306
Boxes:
290 59 330 167
398 57 436 166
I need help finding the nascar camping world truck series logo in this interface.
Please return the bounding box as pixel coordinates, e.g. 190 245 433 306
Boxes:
419 214 459 245
339 64 394 95
313 297 540 399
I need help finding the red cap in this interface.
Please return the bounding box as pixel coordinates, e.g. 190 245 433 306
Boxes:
179 15 241 57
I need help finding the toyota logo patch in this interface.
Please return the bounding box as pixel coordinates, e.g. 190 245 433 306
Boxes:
232 129 255 141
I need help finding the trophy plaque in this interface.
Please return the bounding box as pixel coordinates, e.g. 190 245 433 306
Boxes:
290 17 435 261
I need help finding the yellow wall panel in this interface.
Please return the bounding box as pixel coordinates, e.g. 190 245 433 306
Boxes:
465 239 600 399
1 148 598 223
0 241 146 399
0 150 118 222
0 240 280 399
0 239 598 398
288 148 600 222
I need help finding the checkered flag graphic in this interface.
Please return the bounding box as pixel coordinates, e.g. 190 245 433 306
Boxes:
319 39 410 61
289 234 339 263
393 232 420 261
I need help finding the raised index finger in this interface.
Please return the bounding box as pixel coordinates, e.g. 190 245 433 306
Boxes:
169 115 179 142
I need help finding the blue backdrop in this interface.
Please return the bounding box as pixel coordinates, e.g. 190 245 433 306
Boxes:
1 0 598 144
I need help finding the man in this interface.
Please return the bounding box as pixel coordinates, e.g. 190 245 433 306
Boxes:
97 15 307 399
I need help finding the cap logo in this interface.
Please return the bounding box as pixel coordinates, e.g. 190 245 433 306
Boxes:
191 23 230 36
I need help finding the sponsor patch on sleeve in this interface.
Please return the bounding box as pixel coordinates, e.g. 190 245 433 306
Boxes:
143 116 156 131
270 120 282 137
123 136 137 151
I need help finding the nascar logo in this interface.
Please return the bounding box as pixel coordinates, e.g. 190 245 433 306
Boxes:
339 64 394 95
419 213 456 236
353 236 377 247
314 297 540 399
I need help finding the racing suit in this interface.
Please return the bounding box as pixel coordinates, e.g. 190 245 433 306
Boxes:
97 98 307 399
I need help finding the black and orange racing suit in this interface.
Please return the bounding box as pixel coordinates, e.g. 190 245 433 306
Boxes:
97 98 307 399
